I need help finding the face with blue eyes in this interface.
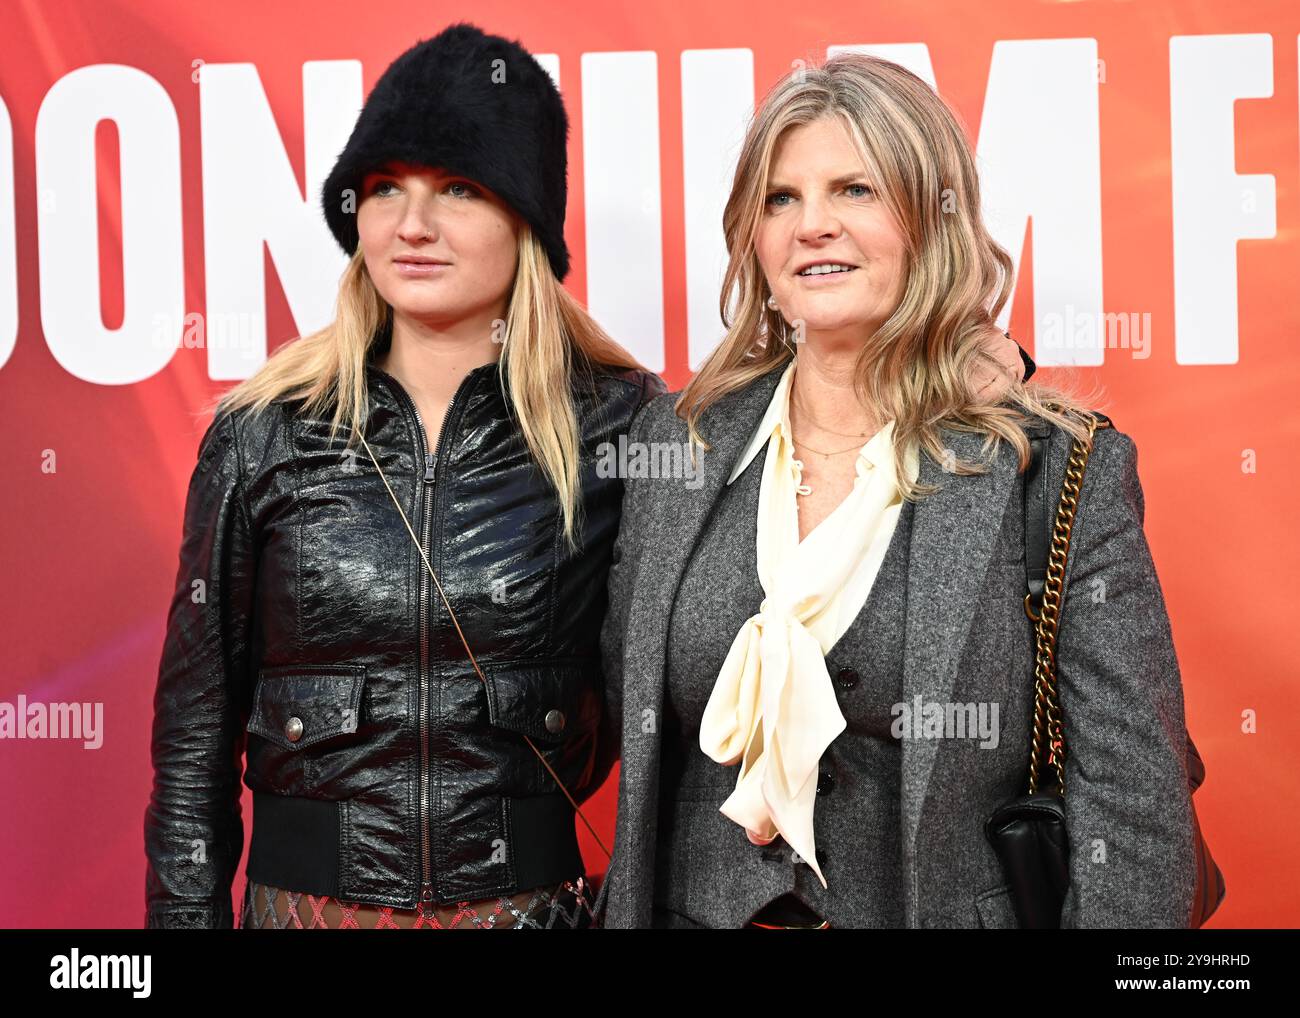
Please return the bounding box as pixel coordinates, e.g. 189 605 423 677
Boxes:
755 116 909 349
356 161 519 329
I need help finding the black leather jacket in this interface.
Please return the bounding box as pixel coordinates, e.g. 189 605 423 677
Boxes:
144 337 664 928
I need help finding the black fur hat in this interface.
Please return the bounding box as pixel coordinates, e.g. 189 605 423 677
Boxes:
320 22 571 281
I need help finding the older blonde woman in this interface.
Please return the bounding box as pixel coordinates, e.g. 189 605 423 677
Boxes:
595 53 1196 928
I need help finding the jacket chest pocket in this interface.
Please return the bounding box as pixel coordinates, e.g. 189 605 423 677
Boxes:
246 664 367 752
480 659 601 744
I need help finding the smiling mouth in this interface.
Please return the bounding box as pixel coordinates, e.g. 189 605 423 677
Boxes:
797 264 858 277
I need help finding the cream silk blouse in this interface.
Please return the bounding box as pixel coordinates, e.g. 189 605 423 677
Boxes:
698 358 920 888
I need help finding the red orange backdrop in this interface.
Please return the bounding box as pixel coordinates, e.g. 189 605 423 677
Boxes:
1 0 1296 927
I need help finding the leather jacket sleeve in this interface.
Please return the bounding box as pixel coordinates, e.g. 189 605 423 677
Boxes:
143 410 258 929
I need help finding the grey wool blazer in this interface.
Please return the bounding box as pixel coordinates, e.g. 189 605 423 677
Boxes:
593 358 1198 929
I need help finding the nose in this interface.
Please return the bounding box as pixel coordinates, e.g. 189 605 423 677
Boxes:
794 191 842 244
394 186 440 244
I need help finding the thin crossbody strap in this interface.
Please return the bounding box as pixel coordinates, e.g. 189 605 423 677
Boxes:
357 433 612 863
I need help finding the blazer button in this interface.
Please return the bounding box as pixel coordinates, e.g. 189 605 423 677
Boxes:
816 771 834 795
836 668 859 690
544 709 566 734
284 716 304 743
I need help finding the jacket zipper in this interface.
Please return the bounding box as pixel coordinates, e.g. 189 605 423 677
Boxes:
372 365 475 909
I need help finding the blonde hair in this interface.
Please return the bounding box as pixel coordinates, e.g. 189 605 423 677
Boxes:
677 52 1103 495
201 224 644 548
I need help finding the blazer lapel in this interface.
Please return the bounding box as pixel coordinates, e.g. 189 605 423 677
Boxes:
626 360 789 712
639 361 789 648
609 361 787 925
899 426 1020 927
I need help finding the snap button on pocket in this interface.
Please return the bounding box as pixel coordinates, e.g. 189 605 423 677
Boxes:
246 664 366 752
482 659 599 743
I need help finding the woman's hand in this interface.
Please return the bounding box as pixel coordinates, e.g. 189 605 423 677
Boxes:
968 328 1029 402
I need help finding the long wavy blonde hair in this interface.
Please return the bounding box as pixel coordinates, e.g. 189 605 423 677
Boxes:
677 53 1102 496
202 223 644 548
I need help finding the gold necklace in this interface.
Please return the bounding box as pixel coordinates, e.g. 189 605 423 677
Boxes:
792 437 864 458
788 436 861 498
790 384 875 439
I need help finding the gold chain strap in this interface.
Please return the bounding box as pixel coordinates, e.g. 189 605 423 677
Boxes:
357 433 613 863
1022 410 1108 796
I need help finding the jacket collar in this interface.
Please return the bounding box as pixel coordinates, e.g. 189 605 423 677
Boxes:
726 360 792 484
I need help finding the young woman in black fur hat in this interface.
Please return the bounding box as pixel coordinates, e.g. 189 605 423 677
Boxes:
144 22 662 930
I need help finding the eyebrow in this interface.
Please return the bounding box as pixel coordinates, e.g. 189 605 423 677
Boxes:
766 172 870 190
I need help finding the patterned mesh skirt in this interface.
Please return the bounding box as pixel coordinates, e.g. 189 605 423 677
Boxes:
239 876 598 929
